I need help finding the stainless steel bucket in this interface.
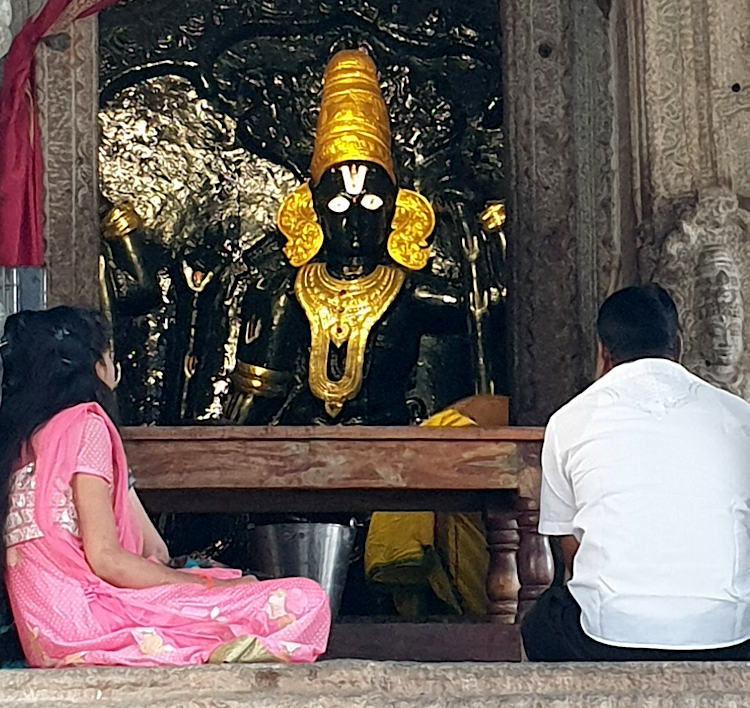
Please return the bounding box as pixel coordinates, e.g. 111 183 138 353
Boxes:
246 522 356 618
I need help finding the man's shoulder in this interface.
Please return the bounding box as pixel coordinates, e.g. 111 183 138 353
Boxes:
546 379 603 432
548 360 691 430
548 362 750 432
697 376 750 417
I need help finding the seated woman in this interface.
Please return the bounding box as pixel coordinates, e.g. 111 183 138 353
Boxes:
0 307 330 667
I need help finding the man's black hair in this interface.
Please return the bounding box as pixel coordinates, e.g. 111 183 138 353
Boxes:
596 284 679 364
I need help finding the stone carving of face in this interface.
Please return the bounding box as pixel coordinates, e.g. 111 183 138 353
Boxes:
695 247 744 369
311 161 397 276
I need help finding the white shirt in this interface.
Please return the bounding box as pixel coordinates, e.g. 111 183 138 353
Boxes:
540 358 750 649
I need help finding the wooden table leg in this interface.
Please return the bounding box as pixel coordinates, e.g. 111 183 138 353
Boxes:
484 506 520 624
516 496 554 621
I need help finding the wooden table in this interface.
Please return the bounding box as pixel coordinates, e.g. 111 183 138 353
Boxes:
122 426 554 661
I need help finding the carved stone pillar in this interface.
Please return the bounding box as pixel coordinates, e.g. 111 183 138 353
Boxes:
1 2 99 307
501 0 630 425
35 14 100 308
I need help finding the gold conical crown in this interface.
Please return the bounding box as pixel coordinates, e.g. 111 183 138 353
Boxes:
309 50 395 184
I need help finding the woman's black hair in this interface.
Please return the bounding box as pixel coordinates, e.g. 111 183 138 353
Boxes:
0 307 117 574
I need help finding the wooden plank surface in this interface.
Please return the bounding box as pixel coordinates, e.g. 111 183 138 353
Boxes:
122 426 544 492
122 426 545 442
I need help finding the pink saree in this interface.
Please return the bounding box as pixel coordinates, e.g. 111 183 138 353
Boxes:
4 403 330 667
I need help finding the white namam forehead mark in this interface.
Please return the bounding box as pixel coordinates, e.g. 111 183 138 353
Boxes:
339 164 368 195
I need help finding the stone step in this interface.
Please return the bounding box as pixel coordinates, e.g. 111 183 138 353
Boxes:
1 661 750 706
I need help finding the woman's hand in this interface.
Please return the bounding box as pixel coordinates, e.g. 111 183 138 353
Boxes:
213 575 259 588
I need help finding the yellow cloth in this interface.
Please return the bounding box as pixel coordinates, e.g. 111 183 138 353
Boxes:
435 512 489 616
364 512 435 579
365 511 461 615
364 408 489 616
420 408 477 429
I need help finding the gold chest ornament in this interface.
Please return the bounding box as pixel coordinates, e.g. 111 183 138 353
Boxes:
294 263 406 417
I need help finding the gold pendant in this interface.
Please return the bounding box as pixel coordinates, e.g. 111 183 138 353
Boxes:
294 264 406 417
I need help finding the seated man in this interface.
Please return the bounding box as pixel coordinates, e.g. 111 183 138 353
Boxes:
523 284 750 661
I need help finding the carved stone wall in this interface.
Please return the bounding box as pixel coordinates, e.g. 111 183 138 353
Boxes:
629 0 750 279
630 0 750 402
505 0 749 423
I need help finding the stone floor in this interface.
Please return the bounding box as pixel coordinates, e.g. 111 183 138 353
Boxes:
1 660 750 707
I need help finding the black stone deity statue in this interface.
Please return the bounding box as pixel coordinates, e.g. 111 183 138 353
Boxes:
100 203 242 425
225 51 466 426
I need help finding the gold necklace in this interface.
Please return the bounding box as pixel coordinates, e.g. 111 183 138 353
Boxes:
294 263 406 417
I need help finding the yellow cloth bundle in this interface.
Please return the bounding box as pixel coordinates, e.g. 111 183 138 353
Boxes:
364 407 489 616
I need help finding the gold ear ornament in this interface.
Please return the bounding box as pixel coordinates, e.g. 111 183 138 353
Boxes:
277 183 324 267
387 189 435 271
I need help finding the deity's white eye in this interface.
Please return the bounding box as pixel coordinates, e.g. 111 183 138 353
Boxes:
327 195 351 213
360 194 384 211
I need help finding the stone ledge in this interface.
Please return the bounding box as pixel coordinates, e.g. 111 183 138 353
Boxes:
1 660 750 707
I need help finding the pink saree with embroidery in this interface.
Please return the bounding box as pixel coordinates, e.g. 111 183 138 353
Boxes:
4 403 330 667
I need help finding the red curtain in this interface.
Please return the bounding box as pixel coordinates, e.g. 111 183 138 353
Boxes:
0 0 118 267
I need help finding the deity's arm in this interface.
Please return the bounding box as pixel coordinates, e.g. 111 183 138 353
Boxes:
102 228 166 317
406 272 466 335
223 275 304 425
